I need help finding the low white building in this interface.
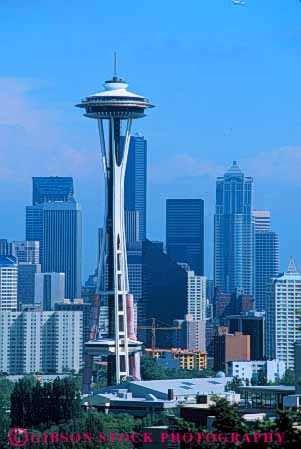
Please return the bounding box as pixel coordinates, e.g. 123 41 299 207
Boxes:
0 310 82 374
227 359 285 383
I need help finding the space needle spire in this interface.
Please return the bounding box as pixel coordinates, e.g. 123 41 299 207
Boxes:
76 61 154 390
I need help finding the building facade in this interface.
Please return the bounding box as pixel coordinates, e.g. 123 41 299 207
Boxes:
253 211 280 312
166 199 204 275
265 258 301 369
0 239 10 256
0 310 82 374
124 134 147 242
26 178 82 299
213 327 251 372
227 360 285 383
141 240 187 348
227 311 265 361
186 270 206 350
18 263 41 307
214 162 253 295
0 256 18 311
11 240 40 264
35 272 65 310
145 348 207 371
32 177 74 204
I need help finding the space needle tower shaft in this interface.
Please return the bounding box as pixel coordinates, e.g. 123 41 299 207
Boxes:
77 59 154 387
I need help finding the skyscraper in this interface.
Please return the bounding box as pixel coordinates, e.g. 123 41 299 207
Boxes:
0 256 18 311
186 270 206 350
166 199 204 275
265 258 301 369
124 134 147 242
227 311 265 360
35 272 65 310
253 210 280 312
32 177 74 204
253 210 271 232
26 177 82 299
0 310 82 374
214 161 253 295
11 240 40 264
141 239 187 348
0 240 10 256
18 263 41 307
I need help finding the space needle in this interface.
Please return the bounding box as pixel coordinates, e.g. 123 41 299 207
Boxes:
76 57 154 390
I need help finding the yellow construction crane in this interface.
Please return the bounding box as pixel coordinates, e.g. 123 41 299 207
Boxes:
138 318 181 350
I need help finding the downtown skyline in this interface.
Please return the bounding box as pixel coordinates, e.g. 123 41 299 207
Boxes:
1 0 301 278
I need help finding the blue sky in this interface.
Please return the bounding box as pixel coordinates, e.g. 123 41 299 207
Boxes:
1 0 301 278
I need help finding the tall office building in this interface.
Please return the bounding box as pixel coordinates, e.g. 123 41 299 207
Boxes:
123 134 147 241
166 199 204 275
0 310 82 374
141 239 187 348
186 270 206 350
32 177 74 204
253 210 271 232
125 210 140 244
214 161 253 295
35 272 65 310
26 177 82 299
227 311 265 360
18 263 41 307
213 327 251 372
55 299 92 352
127 241 143 322
266 258 301 369
0 240 10 256
11 240 40 264
253 210 280 312
0 256 18 311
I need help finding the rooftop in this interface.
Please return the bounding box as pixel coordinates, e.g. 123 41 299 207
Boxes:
129 377 233 397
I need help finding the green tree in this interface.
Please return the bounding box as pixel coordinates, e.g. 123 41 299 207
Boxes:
225 376 244 393
10 375 37 427
273 408 301 448
0 377 14 449
211 397 247 434
280 369 295 386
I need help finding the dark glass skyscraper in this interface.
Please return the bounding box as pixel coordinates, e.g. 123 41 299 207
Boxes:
124 134 147 242
32 177 74 204
141 239 187 348
214 162 253 295
26 177 82 299
166 199 204 275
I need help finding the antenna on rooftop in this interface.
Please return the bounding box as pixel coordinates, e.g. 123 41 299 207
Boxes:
114 51 118 78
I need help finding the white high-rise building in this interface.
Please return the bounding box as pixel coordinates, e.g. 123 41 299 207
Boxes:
0 310 82 374
186 270 207 350
253 210 271 232
266 258 301 369
0 256 18 311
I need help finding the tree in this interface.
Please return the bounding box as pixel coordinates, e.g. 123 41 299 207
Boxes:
273 408 301 448
0 378 14 449
225 376 243 393
210 397 247 434
280 369 295 386
10 376 81 428
10 375 37 427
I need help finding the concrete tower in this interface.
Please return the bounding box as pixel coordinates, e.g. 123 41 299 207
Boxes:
77 61 154 389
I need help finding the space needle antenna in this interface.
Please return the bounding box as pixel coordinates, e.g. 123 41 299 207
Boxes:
114 51 118 77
